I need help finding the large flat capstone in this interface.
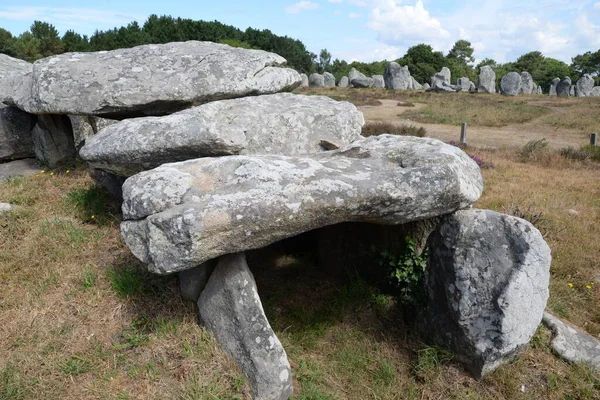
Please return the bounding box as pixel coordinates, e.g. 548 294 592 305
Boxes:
10 41 301 118
120 135 483 274
0 54 32 107
79 93 364 176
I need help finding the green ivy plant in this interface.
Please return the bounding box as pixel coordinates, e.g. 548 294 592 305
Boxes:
379 236 428 305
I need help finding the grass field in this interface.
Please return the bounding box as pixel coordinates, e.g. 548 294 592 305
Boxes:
1 89 599 399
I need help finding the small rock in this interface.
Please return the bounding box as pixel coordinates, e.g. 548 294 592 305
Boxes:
543 312 600 369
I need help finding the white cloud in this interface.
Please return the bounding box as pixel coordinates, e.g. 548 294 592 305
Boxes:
348 12 362 18
285 1 320 14
328 0 344 3
0 6 142 26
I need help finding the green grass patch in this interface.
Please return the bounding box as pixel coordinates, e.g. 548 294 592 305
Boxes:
66 185 120 225
59 355 92 376
362 122 426 137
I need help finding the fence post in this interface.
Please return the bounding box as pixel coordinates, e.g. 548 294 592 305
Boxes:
460 123 467 144
591 133 598 146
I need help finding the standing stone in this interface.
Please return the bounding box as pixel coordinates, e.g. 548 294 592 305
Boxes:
549 78 560 96
89 169 126 201
300 73 309 87
469 81 476 93
556 77 571 97
338 76 349 88
576 74 594 97
323 72 336 87
477 66 496 93
383 62 412 90
372 75 385 88
537 86 543 95
500 72 522 96
179 260 216 302
590 87 600 97
457 77 470 92
520 72 534 94
69 115 118 151
431 67 451 88
411 77 423 90
0 106 36 162
348 67 365 83
32 115 76 167
308 73 325 87
421 209 551 379
570 85 575 97
16 41 302 118
423 83 431 90
198 253 293 400
350 77 374 88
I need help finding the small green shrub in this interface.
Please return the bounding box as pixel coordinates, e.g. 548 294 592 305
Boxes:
561 145 600 162
59 355 91 376
362 122 426 138
379 236 428 305
519 138 549 159
413 346 454 381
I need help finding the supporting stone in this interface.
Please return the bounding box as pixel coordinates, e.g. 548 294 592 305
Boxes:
179 260 216 302
198 253 293 400
89 169 126 202
420 209 551 379
32 114 76 167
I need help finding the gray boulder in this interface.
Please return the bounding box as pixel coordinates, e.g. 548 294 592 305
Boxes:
0 158 39 182
350 77 374 88
16 41 301 117
537 85 543 95
0 106 36 162
570 85 575 97
421 209 551 379
32 115 76 167
384 62 411 90
80 93 364 177
348 67 366 82
591 86 600 97
338 76 349 88
549 78 560 96
0 202 15 215
198 253 293 400
0 54 33 108
300 73 309 87
457 77 470 92
179 260 216 302
323 72 336 87
120 135 483 274
520 72 534 94
411 77 423 90
69 115 118 150
556 77 571 97
477 66 496 93
431 67 451 87
542 312 600 369
469 81 476 93
422 83 430 90
89 169 126 201
500 72 522 96
372 75 385 88
308 73 324 87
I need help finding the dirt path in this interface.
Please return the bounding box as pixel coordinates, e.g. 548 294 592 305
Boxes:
359 100 588 149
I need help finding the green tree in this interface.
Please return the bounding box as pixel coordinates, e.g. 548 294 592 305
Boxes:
62 30 90 52
398 43 445 84
11 32 42 62
447 40 474 65
571 50 600 75
318 48 331 73
30 20 64 57
514 51 545 82
0 28 15 56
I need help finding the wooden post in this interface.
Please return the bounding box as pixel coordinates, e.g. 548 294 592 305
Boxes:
591 133 598 146
460 123 467 144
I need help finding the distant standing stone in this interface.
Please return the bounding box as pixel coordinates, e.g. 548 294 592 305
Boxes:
520 72 534 94
323 72 336 87
431 67 451 88
300 73 309 87
384 62 412 90
338 76 349 88
350 77 374 88
308 73 325 87
457 77 470 92
411 77 423 90
477 66 496 93
422 83 431 90
372 75 385 88
570 85 575 97
348 67 366 83
591 86 600 96
549 78 560 96
556 77 571 97
500 72 522 96
576 74 595 97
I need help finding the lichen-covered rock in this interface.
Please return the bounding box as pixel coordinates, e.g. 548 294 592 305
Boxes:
300 73 309 87
198 253 293 400
543 312 600 369
80 93 364 177
69 115 118 150
421 209 551 379
308 73 324 87
179 260 216 302
431 67 451 87
422 83 430 90
16 41 301 118
411 77 423 90
89 169 126 201
350 77 374 88
120 135 483 274
338 76 349 88
500 72 522 96
384 62 411 90
323 72 336 87
348 67 365 83
556 77 572 97
0 54 33 108
549 78 560 96
520 72 534 94
591 86 600 97
372 75 385 88
0 105 36 162
457 77 470 92
477 66 496 93
32 114 76 167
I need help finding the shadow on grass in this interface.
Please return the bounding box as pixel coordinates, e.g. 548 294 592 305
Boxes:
65 184 122 227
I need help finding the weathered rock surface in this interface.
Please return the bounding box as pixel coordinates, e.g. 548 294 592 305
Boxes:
120 135 483 274
0 158 39 181
32 114 76 167
348 67 365 83
591 86 600 97
0 106 36 162
543 312 600 369
556 77 572 97
431 67 451 87
570 85 575 97
421 209 551 379
69 115 118 150
198 253 293 400
0 54 33 107
422 83 431 90
80 93 364 176
411 77 423 90
549 78 560 96
469 81 476 93
323 72 336 87
89 169 126 201
372 75 385 88
300 73 309 87
0 202 15 215
520 72 534 94
350 77 374 88
537 85 543 95
308 73 324 87
500 72 522 96
16 41 301 117
384 62 411 90
477 66 496 93
179 260 216 302
338 76 349 88
457 77 470 92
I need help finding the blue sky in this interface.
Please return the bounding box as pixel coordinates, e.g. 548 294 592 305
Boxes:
1 0 599 64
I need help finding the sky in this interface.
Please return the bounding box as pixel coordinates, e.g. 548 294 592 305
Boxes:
0 0 599 65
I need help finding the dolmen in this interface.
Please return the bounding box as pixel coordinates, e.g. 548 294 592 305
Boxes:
1 41 553 399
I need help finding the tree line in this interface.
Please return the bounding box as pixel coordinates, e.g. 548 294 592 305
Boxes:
1 16 598 91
